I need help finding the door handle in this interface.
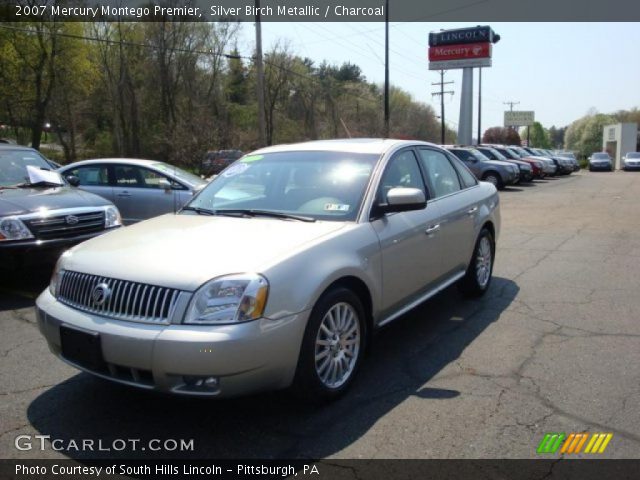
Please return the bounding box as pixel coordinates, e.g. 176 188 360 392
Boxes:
425 224 440 235
467 206 478 215
117 192 131 197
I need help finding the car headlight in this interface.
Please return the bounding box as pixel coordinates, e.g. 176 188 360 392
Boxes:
49 258 64 297
0 217 34 241
105 206 122 228
184 274 269 325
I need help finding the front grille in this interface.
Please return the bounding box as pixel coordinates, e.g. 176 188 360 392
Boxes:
58 271 180 324
25 211 105 240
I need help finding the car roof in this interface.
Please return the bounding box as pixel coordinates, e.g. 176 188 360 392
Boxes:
60 158 161 168
250 138 439 155
0 144 38 152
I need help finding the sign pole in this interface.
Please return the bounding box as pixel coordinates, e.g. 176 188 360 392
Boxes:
477 67 482 144
458 67 473 145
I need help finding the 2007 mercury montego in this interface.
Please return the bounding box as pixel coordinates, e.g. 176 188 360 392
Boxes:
36 139 500 400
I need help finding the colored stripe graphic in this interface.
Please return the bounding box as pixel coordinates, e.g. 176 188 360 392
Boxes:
584 433 613 454
537 433 566 454
561 433 589 454
538 433 613 455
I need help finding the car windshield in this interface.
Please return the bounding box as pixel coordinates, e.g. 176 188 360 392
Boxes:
481 148 507 161
0 149 62 187
152 162 206 187
506 148 524 158
186 150 379 221
593 153 610 159
469 149 491 162
626 152 640 159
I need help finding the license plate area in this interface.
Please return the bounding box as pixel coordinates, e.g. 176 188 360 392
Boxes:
60 325 106 371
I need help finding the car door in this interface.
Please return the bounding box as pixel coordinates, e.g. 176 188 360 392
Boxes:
417 148 478 277
63 164 114 203
112 165 177 223
370 148 445 317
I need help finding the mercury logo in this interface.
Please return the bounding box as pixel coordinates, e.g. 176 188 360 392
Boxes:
92 283 111 307
65 215 79 225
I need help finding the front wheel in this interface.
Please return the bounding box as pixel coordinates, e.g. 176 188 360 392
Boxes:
292 287 367 402
458 228 495 297
482 172 504 190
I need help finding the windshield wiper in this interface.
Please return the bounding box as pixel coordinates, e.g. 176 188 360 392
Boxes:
214 209 316 222
181 206 217 216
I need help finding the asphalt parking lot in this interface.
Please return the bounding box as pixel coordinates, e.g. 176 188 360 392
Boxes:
1 171 639 461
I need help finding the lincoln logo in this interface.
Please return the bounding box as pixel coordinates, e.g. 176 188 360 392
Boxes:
65 215 79 225
92 283 111 306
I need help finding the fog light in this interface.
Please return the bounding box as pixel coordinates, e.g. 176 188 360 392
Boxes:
183 375 219 390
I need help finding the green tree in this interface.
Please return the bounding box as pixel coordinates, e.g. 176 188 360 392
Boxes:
521 122 551 148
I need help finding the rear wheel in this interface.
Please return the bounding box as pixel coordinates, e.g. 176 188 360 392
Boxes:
292 287 367 402
458 228 495 297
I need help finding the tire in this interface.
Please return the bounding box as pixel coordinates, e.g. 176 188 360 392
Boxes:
458 228 495 297
482 172 504 190
292 287 367 402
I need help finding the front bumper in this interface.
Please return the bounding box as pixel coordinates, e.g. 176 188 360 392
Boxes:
501 169 519 185
36 289 309 397
0 229 118 267
624 163 640 170
589 163 612 171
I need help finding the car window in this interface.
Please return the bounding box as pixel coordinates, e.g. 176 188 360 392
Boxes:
139 168 182 189
418 149 462 199
450 149 473 162
68 165 109 186
115 165 143 187
377 150 425 203
447 154 478 189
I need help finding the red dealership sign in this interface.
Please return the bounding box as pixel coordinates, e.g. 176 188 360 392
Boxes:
428 42 492 62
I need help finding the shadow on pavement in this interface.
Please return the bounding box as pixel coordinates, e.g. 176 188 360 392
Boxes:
0 265 52 311
27 277 519 460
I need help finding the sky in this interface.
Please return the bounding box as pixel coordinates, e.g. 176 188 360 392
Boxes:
237 22 640 135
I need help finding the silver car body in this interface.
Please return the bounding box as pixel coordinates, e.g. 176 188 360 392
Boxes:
36 139 500 397
58 159 207 224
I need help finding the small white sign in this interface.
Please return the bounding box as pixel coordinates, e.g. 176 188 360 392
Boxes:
504 111 535 127
428 57 492 70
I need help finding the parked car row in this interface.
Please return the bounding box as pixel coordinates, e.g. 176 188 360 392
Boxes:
441 143 580 190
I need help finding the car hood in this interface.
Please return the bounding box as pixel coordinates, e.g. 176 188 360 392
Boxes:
61 214 350 291
486 160 515 168
0 186 112 216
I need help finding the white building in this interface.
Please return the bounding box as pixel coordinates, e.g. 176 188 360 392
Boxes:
602 123 638 170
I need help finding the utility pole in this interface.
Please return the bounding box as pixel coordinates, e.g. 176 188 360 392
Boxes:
383 0 389 138
431 70 454 145
503 100 520 111
477 67 482 144
255 0 267 146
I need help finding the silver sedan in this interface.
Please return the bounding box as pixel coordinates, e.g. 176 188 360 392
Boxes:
37 139 500 400
58 158 207 224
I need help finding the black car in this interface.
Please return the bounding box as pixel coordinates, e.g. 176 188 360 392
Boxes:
0 145 122 267
201 149 244 176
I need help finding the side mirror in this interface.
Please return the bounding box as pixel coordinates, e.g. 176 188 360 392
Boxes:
66 175 80 187
379 187 426 214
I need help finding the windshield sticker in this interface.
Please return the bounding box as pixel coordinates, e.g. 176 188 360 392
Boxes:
222 163 250 177
324 203 350 212
241 155 263 163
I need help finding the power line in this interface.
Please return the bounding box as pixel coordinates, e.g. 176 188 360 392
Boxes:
504 100 520 111
0 23 380 106
431 71 454 144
